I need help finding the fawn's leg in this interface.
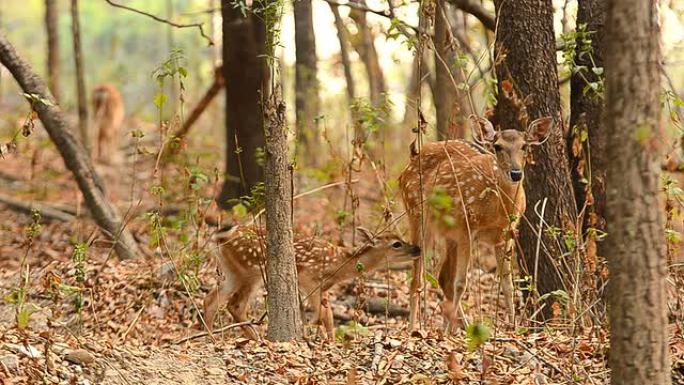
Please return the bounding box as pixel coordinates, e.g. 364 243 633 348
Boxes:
319 292 335 341
203 276 237 330
495 241 515 324
226 280 259 340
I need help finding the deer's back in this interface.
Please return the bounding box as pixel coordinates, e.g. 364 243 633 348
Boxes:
399 140 525 235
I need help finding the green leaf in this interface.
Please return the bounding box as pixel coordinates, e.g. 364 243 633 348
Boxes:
153 93 167 109
424 271 439 289
591 67 604 76
466 321 491 351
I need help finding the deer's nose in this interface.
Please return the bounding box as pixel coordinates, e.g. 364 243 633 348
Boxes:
409 245 421 256
510 169 523 182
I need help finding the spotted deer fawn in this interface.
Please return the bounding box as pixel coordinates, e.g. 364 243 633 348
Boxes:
399 115 552 329
91 83 124 164
203 225 420 339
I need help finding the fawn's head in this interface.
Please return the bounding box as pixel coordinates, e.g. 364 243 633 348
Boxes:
354 227 420 267
471 115 553 183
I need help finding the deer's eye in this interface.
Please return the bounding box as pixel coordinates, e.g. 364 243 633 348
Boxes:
493 144 503 152
391 241 402 249
521 144 529 151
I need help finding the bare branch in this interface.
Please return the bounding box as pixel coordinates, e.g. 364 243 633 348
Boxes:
448 0 495 31
104 0 214 46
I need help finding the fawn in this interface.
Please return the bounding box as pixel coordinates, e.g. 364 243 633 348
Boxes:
203 224 420 339
399 115 552 329
91 83 124 164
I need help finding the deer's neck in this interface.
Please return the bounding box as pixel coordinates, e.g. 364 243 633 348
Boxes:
320 246 376 290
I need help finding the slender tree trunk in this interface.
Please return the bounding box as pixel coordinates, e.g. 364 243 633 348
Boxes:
348 5 386 107
217 1 267 210
604 0 670 383
70 0 89 153
492 0 577 315
293 0 320 160
0 33 139 260
45 0 60 103
330 3 355 106
263 0 302 340
433 1 468 139
264 85 302 341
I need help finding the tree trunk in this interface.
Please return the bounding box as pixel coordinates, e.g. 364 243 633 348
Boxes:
0 33 140 260
216 1 267 210
492 0 577 314
70 0 89 153
603 0 670 383
45 0 60 103
264 85 303 341
433 1 468 139
568 0 606 311
569 0 606 223
293 0 320 160
329 3 355 106
348 5 386 107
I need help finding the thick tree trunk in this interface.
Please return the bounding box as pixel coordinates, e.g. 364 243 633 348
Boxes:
568 0 606 310
70 0 89 153
492 0 577 314
45 0 60 103
217 2 267 210
264 86 302 341
604 0 670 383
0 33 140 260
293 0 320 159
348 5 386 107
569 0 606 223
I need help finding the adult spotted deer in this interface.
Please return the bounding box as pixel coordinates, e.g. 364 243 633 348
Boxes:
203 225 420 339
91 83 124 164
399 115 552 329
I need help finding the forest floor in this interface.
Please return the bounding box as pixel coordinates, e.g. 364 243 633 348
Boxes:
1 128 684 384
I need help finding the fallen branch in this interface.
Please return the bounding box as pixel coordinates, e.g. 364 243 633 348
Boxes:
0 32 140 259
172 320 261 344
0 193 75 222
166 65 224 154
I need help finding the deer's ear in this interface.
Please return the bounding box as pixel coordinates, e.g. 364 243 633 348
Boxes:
526 117 553 145
469 115 497 143
356 227 376 245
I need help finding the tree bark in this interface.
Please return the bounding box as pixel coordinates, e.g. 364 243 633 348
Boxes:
217 2 267 210
0 33 140 260
45 0 60 103
70 0 89 153
492 0 577 314
293 0 320 159
568 0 606 310
569 0 606 224
604 0 670 383
264 86 303 341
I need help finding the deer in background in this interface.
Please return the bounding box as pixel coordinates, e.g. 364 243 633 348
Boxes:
91 83 124 164
203 225 420 340
399 115 552 330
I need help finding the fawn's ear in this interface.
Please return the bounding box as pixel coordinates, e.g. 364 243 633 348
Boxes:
356 227 376 245
526 116 553 145
469 115 497 143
